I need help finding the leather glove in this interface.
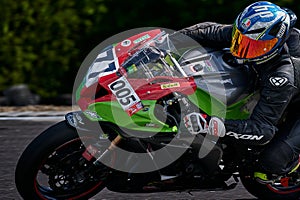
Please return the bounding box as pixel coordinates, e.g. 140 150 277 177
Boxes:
183 112 209 135
184 113 225 137
207 117 226 137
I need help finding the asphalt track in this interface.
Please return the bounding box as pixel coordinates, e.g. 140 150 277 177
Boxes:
0 117 258 200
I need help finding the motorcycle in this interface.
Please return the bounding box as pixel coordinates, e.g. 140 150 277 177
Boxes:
15 29 300 200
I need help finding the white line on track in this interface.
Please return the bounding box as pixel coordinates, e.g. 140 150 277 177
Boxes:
0 116 65 121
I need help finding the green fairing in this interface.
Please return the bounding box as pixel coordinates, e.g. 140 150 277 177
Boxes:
75 79 86 103
225 95 253 120
82 88 252 133
187 88 251 120
85 100 177 133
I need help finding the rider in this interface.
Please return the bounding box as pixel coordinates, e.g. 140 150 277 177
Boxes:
179 1 300 177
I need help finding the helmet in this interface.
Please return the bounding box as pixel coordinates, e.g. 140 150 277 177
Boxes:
230 1 291 64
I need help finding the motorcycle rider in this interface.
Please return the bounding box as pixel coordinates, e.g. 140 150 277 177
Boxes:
180 1 300 178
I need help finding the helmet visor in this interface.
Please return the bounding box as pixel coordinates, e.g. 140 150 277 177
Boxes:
230 26 278 59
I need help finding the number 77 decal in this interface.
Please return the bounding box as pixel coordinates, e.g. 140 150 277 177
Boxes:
85 46 119 87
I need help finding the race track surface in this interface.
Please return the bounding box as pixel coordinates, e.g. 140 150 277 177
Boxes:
0 119 257 199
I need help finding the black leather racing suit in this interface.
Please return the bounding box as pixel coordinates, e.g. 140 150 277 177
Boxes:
179 22 300 174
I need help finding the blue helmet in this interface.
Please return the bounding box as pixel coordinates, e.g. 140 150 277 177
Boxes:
230 1 291 64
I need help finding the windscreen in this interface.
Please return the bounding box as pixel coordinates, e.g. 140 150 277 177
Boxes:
121 32 184 79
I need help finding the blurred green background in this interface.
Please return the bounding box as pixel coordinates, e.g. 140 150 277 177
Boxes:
1 0 299 100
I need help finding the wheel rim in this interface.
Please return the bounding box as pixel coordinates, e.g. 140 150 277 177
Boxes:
33 137 106 199
266 172 300 195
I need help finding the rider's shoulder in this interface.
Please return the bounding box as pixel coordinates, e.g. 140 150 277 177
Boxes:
291 27 300 34
286 28 300 58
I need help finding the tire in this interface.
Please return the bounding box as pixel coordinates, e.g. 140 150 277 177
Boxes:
15 120 106 200
240 171 300 200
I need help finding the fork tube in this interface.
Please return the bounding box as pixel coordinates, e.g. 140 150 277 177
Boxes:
93 135 122 166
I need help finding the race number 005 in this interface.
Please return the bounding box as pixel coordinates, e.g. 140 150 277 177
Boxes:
109 77 140 108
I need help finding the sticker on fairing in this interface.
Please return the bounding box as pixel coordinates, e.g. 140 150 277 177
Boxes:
85 46 119 87
160 82 180 89
108 76 143 116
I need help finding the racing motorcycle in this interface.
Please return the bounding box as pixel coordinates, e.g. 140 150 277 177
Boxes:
15 29 300 200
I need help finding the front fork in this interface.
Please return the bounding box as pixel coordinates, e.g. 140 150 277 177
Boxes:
65 111 122 166
66 111 156 170
93 135 122 166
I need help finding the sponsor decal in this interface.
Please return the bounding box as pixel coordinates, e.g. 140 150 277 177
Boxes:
84 110 102 120
212 119 219 136
145 123 160 128
126 101 143 116
133 34 150 44
66 113 78 127
226 131 264 140
121 39 131 47
82 145 98 161
204 60 214 71
108 76 143 116
160 82 180 89
269 76 288 87
126 64 138 74
66 112 85 128
241 18 251 30
251 5 274 18
277 23 286 38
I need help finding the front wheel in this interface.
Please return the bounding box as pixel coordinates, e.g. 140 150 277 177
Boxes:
15 121 107 200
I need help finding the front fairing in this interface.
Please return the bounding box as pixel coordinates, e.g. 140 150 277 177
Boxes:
76 29 197 133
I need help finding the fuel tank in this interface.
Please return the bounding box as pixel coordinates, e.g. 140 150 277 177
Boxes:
179 47 256 105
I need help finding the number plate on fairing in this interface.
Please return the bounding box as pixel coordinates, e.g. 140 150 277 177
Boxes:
108 76 143 116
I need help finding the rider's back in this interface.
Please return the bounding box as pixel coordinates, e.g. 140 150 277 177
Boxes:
286 28 300 114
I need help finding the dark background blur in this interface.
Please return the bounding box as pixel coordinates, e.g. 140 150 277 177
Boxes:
0 0 299 104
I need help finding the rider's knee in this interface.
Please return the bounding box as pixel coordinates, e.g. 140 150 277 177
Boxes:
259 140 298 174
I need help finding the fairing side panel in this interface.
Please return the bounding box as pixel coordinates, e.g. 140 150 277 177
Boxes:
86 100 176 133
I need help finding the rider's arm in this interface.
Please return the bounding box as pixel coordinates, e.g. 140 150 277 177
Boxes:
224 57 297 145
286 28 300 57
178 22 233 48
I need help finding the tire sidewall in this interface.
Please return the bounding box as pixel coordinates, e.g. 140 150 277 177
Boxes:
240 172 300 200
15 120 104 199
